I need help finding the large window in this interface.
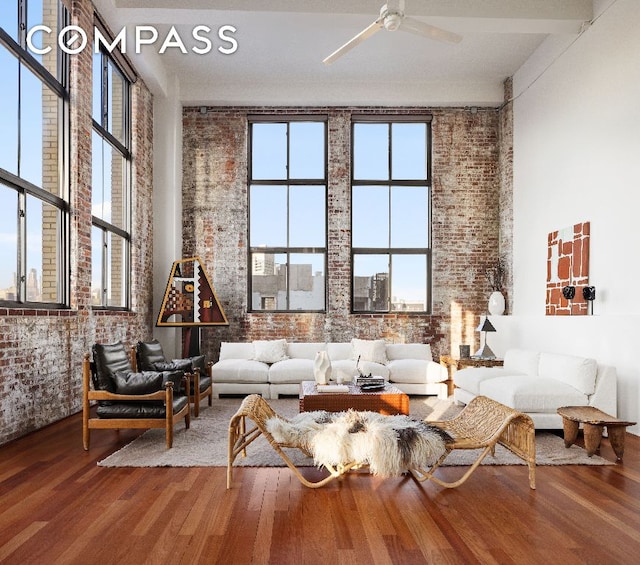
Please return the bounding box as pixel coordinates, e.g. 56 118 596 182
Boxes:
352 118 431 313
248 118 327 311
0 0 69 306
91 38 131 308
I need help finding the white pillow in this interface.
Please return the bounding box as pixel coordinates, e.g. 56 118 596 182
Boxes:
252 339 289 364
351 338 388 365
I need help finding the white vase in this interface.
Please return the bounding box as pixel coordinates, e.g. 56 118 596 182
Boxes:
313 351 332 385
488 291 506 316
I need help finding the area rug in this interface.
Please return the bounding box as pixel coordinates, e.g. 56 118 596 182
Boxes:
97 397 614 468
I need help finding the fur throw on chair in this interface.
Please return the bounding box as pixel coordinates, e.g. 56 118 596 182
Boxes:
266 410 450 478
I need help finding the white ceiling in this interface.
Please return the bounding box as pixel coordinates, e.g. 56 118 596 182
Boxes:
95 0 593 107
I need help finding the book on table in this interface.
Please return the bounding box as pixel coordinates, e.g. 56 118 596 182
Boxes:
316 384 350 393
355 376 385 387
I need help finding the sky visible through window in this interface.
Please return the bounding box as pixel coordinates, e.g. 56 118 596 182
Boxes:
251 120 429 309
1 6 430 308
0 52 48 291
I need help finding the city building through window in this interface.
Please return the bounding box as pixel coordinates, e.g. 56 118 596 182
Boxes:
91 29 131 308
248 118 327 312
0 0 69 306
351 118 432 313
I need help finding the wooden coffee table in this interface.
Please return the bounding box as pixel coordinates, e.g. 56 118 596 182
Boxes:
557 406 636 461
299 381 409 415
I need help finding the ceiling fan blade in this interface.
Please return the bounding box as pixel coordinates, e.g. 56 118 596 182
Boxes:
400 16 462 43
323 19 383 65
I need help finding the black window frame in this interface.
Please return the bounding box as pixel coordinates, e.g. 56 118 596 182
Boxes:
90 30 132 310
350 115 433 314
247 115 328 313
0 0 70 308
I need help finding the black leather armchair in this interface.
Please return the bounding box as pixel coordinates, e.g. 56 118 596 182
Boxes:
82 342 191 450
135 339 213 417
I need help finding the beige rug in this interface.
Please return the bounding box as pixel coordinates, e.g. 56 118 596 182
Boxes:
97 397 614 468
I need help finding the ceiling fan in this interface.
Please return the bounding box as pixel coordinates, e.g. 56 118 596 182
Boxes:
323 0 462 65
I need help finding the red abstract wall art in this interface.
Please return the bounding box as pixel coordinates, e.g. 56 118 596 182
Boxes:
546 221 590 315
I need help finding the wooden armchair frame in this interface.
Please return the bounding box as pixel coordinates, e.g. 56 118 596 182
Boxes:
82 353 191 450
411 395 536 489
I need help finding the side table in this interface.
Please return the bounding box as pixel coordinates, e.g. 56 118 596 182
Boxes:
439 355 504 396
557 406 636 461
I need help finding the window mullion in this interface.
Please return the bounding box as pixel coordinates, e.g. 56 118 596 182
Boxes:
101 54 108 129
102 229 108 306
18 0 26 49
17 192 26 301
286 124 290 309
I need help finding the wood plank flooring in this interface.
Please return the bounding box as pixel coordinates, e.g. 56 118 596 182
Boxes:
1 406 639 564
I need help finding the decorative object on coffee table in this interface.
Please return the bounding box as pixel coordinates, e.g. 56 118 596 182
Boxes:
557 405 636 461
313 350 332 385
299 381 409 415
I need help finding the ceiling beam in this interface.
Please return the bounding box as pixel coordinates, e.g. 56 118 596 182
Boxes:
111 0 593 34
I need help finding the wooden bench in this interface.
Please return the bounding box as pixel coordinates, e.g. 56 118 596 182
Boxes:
557 406 636 461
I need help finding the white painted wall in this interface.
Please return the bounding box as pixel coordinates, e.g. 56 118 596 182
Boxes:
492 0 640 433
151 75 183 359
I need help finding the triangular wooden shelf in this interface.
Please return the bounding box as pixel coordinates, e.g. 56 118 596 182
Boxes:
157 256 228 326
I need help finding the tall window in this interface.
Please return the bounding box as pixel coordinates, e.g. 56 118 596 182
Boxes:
0 0 69 306
248 118 327 311
351 118 431 313
91 38 131 308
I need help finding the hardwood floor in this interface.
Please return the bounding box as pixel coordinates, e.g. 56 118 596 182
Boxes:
1 407 639 564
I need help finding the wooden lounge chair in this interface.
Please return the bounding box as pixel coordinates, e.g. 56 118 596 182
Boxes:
227 394 362 489
228 394 535 490
411 395 536 489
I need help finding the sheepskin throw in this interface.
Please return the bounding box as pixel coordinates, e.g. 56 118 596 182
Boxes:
266 410 450 478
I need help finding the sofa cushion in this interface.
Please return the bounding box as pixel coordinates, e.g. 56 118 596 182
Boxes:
211 359 269 383
351 338 388 364
326 343 352 361
269 359 315 384
454 367 516 395
253 339 289 363
387 359 445 384
113 370 164 395
503 349 540 375
538 352 597 396
96 394 189 419
136 339 166 371
386 343 432 361
219 342 254 361
332 359 389 380
480 376 588 413
286 342 327 360
185 354 207 373
92 342 132 393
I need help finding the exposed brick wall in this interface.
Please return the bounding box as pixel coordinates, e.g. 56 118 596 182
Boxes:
498 78 514 311
182 106 507 361
0 0 155 445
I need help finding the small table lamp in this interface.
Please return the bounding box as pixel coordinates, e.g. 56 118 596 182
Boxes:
474 316 496 359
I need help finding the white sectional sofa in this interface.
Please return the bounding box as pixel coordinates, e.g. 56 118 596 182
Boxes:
210 339 449 399
453 349 617 429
